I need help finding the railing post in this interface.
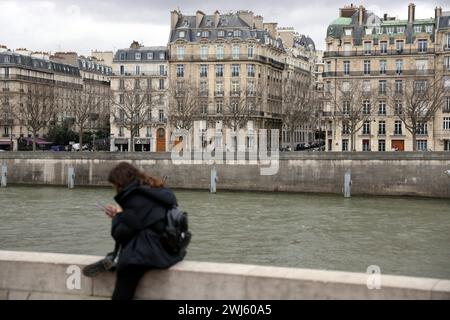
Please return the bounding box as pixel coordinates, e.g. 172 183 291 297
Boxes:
1 163 7 188
210 166 217 194
68 166 75 189
344 169 351 198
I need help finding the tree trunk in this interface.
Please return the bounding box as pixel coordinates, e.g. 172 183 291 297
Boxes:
32 131 37 152
79 128 83 151
412 133 417 151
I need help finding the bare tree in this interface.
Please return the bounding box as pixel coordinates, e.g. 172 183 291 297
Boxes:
386 73 448 151
168 80 200 131
282 74 319 147
327 80 377 151
20 84 57 151
67 84 106 148
0 85 17 150
111 81 157 152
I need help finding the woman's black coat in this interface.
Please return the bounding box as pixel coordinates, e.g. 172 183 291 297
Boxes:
111 180 185 270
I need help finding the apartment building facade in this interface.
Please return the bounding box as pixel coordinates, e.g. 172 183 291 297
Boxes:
323 3 450 152
167 10 285 150
110 42 169 152
0 46 82 151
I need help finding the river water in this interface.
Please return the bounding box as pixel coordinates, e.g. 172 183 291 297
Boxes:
0 185 449 279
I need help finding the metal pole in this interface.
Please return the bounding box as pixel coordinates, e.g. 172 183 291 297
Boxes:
210 166 217 194
68 166 75 189
344 169 351 198
1 163 7 188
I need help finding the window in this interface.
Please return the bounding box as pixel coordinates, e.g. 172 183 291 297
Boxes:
394 120 402 135
202 31 209 38
396 59 403 74
364 42 372 54
362 121 371 135
418 40 427 53
216 45 224 59
231 80 240 94
232 45 240 59
445 56 450 71
363 80 371 92
378 121 386 135
176 46 185 60
416 140 428 151
343 61 350 75
176 64 184 77
119 79 125 89
120 53 126 60
396 40 404 53
159 79 164 90
447 34 450 48
444 97 450 112
231 102 239 113
395 80 403 94
247 79 254 96
380 42 388 54
159 110 165 122
362 139 371 151
179 31 185 38
375 27 382 35
135 79 140 89
200 46 208 60
378 139 386 151
200 64 208 77
119 127 124 137
342 122 349 134
217 30 225 38
159 52 164 60
344 28 352 36
395 101 403 115
120 65 125 75
397 26 405 34
444 117 450 130
159 65 165 75
216 101 223 114
364 60 371 75
363 100 371 115
233 30 241 37
378 101 386 115
200 80 208 95
379 80 387 94
342 139 349 151
119 94 124 104
416 122 428 135
247 45 254 58
216 64 224 77
231 64 240 77
425 25 433 33
135 52 141 60
215 81 223 95
135 65 140 75
416 59 428 72
414 25 422 33
247 64 255 77
380 60 386 74
386 27 394 35
342 101 350 115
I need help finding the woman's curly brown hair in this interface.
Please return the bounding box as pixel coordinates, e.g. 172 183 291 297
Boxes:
108 162 164 192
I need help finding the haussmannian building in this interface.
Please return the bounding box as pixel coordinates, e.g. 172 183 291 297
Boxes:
323 3 450 152
167 10 286 150
110 41 169 152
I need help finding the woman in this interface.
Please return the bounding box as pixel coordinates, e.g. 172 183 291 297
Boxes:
83 162 185 300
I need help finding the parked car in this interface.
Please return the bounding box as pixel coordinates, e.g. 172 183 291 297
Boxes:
71 143 89 151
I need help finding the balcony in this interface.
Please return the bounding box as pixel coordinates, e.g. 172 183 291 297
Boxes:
214 91 224 97
112 71 167 77
324 47 435 58
323 69 435 78
230 91 241 97
199 90 209 97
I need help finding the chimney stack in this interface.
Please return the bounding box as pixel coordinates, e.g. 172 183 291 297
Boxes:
408 3 415 24
170 10 180 30
358 5 365 25
196 10 205 28
214 10 220 27
435 7 442 20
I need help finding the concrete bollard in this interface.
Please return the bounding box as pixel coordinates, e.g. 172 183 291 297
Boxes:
68 166 75 189
210 166 217 194
344 169 351 198
1 163 7 188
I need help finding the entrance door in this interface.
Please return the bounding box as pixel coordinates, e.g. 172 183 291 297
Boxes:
156 128 166 152
391 140 404 151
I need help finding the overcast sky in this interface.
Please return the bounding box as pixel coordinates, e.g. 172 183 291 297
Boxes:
0 0 447 55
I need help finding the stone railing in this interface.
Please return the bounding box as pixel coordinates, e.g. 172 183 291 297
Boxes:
0 250 449 300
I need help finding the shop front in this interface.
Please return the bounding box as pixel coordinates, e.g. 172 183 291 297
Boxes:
133 138 151 152
114 138 129 152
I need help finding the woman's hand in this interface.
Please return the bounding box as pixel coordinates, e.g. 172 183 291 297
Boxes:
104 205 121 218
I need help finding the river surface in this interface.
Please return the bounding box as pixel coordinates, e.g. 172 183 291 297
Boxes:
0 185 449 279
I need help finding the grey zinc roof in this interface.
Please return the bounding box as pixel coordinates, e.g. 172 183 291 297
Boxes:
113 46 168 62
0 52 80 76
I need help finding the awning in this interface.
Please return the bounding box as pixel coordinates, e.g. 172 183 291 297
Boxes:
23 137 53 145
0 140 11 145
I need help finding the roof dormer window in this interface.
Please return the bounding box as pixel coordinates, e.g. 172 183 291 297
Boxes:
344 28 352 36
221 18 228 26
375 27 382 35
386 27 394 34
159 52 165 59
414 25 422 33
218 30 225 37
202 31 209 38
397 26 405 34
425 25 433 33
233 30 241 37
179 31 185 38
147 52 153 60
120 53 125 60
135 52 141 60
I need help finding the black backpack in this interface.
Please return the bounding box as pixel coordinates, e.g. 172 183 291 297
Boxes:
160 207 192 255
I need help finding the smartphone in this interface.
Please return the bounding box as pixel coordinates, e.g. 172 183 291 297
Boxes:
95 202 107 212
